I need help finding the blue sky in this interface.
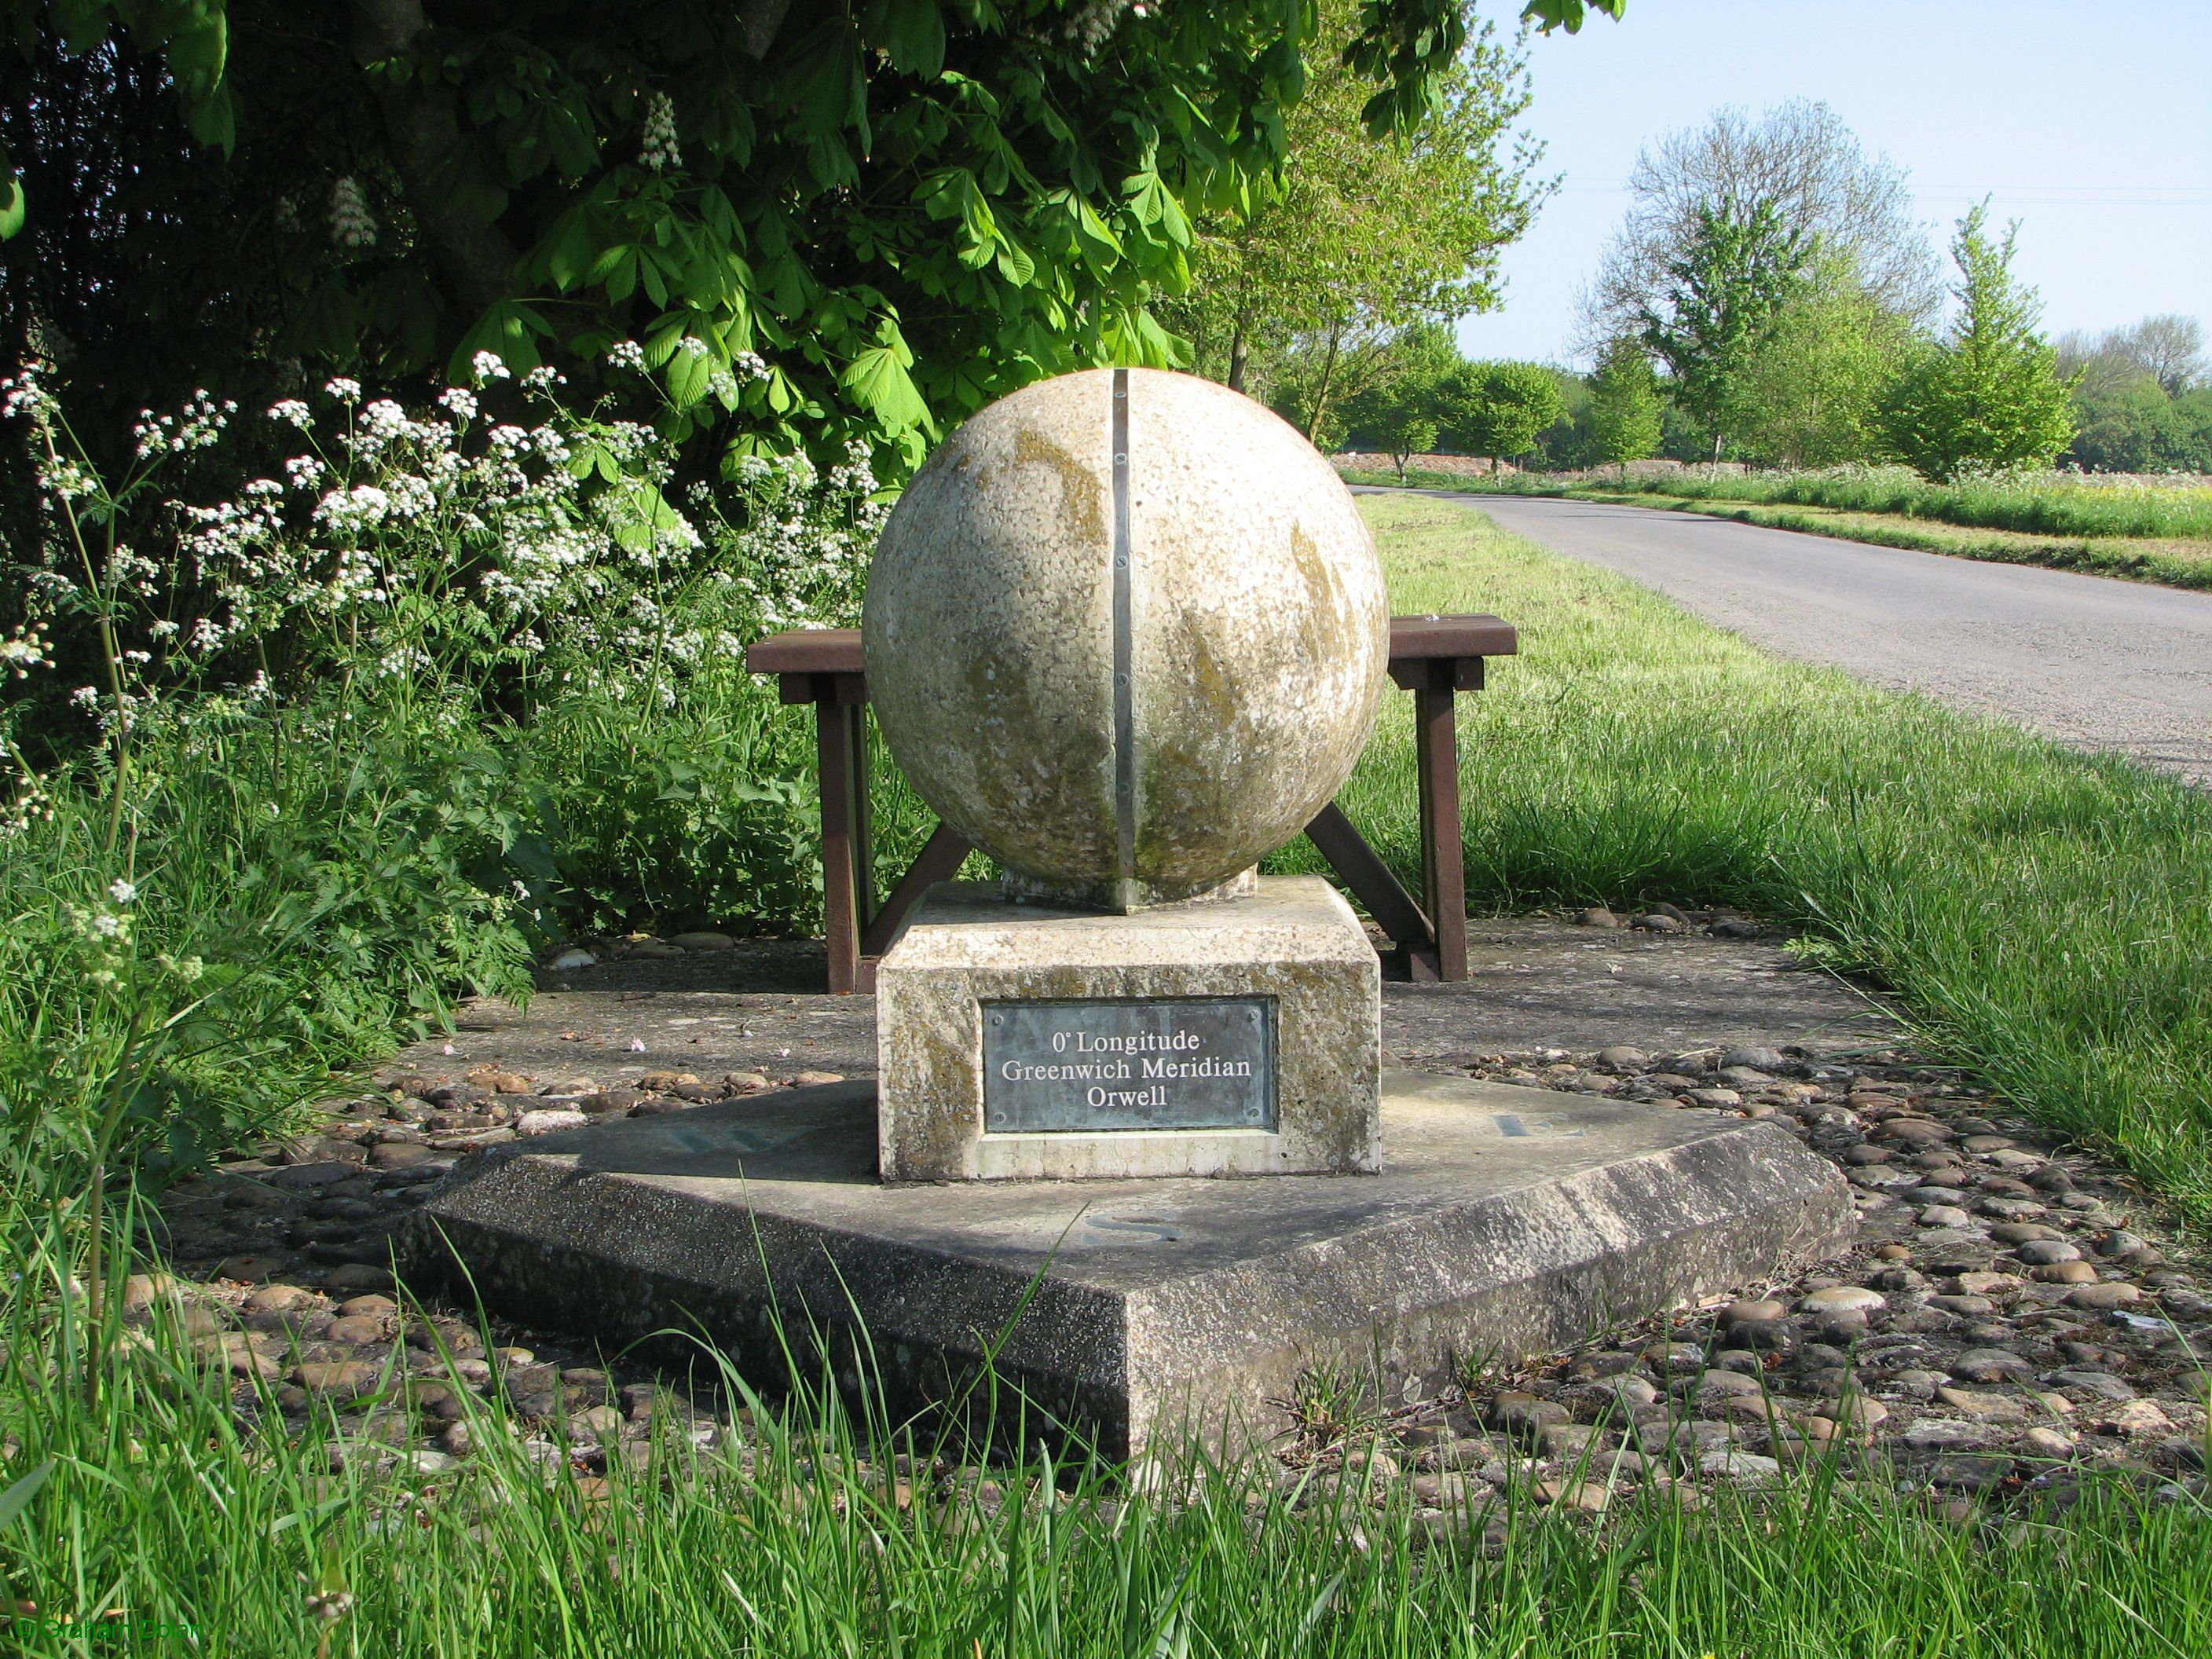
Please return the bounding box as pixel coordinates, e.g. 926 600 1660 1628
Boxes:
1453 0 2212 368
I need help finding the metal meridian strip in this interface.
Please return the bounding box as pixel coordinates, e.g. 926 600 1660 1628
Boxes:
1110 369 1136 894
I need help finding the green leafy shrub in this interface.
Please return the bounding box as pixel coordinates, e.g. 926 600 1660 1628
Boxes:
0 350 884 1198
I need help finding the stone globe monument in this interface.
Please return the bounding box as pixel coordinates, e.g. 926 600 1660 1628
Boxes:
419 368 1852 1451
864 367 1389 913
869 368 1386 1182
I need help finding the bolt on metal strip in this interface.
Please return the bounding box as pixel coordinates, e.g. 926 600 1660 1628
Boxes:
1111 369 1137 893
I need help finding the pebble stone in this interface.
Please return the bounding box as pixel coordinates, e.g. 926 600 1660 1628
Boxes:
1799 1286 1885 1315
1419 1018 2208 1518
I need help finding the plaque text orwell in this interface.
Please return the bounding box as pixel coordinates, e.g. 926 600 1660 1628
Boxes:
982 998 1277 1133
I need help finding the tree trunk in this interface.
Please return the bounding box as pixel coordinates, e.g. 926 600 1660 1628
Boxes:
1709 430 1723 478
1226 313 1250 394
349 0 519 320
737 0 797 58
1303 324 1342 445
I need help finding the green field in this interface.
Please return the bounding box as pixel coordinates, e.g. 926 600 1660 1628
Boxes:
1383 464 2212 539
1583 467 2212 540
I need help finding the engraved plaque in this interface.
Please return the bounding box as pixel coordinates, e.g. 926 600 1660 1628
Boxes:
983 997 1276 1133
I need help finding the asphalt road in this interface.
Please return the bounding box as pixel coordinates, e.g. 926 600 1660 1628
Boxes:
1419 491 2212 785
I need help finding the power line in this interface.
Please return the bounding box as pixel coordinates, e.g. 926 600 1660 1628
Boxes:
1549 176 2211 208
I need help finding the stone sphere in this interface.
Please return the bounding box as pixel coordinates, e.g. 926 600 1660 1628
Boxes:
862 368 1388 909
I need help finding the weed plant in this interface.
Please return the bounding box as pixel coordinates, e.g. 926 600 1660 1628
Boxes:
1275 496 2212 1217
0 358 906 1193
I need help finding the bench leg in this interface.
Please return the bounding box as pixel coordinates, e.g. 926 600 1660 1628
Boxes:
850 704 875 937
1304 802 1440 980
817 699 870 995
1413 677 1468 980
862 820 974 958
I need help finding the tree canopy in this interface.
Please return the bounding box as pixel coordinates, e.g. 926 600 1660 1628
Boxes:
1634 196 1808 463
0 0 1619 479
1440 357 1562 467
2051 315 2208 472
1584 333 1660 467
1163 0 1546 421
1730 247 1914 467
1587 99 1939 346
1875 203 2075 481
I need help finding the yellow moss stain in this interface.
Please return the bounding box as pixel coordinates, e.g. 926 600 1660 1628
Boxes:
1135 610 1262 883
1009 427 1107 549
1287 522 1355 670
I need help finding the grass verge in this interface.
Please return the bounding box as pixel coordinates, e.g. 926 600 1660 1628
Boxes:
1272 495 2212 1219
1342 470 2212 591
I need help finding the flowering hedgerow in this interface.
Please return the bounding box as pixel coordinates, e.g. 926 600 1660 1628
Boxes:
3 347 885 749
0 353 899 1174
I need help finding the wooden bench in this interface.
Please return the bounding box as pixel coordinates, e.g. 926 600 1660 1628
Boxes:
747 613 1516 992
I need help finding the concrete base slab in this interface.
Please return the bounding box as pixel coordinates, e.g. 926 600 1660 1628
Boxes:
406 1073 1851 1457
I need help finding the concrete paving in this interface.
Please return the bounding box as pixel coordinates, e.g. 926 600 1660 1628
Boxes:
1397 489 2212 785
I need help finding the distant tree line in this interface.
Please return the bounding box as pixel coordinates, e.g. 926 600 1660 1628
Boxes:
2054 317 2212 474
1197 95 2205 481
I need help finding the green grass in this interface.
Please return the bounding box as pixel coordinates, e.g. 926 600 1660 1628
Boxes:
1615 466 2212 541
1273 496 2212 1218
1345 467 2212 591
1575 492 2212 591
4 1196 2209 1659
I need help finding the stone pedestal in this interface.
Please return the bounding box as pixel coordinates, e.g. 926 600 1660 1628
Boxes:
405 1072 1855 1459
874 875 1379 1182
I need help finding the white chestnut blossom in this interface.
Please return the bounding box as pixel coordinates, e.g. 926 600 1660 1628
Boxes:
1063 0 1133 56
639 92 681 172
328 176 378 248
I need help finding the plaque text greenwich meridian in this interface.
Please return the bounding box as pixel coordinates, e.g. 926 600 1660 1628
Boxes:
982 998 1277 1134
